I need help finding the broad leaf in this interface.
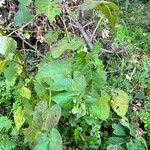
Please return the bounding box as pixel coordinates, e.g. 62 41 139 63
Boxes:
32 101 47 130
14 0 33 26
35 0 61 22
120 117 130 129
126 138 146 150
81 0 120 27
111 89 129 117
89 96 110 120
97 96 110 120
51 38 69 59
97 2 120 27
34 141 49 150
52 92 77 108
34 132 49 150
73 52 107 94
34 128 63 150
112 123 126 136
50 74 72 91
34 81 48 99
49 128 63 150
51 37 84 58
36 59 72 91
37 59 71 77
17 86 31 99
14 106 25 130
4 62 22 87
80 0 100 11
107 144 124 150
0 59 7 73
0 116 12 131
72 71 86 94
105 137 125 147
42 104 61 130
34 101 48 113
0 36 17 56
0 138 15 150
89 102 101 118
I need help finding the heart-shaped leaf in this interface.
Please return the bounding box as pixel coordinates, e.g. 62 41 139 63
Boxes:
42 104 61 130
34 128 63 150
111 89 129 117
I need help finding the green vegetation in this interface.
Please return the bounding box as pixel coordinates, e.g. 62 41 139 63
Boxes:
0 0 149 149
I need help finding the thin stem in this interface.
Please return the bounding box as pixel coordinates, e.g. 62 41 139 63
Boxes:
90 16 103 42
59 16 71 42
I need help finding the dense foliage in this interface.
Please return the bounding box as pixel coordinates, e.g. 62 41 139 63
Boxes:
0 0 149 149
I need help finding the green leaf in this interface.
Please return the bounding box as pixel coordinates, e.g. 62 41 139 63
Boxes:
81 0 119 27
134 91 145 100
37 59 71 78
107 144 124 150
80 0 100 11
145 102 150 112
72 52 87 71
34 101 48 113
91 42 102 58
120 117 130 129
0 138 15 150
74 128 80 145
89 102 101 118
89 96 110 120
50 74 72 91
0 36 17 56
35 0 61 22
112 123 126 136
44 31 59 44
32 101 47 130
14 106 25 130
0 59 7 73
105 137 125 147
73 51 106 94
129 126 136 137
97 4 115 27
72 71 86 94
52 92 77 108
111 89 129 117
49 128 63 150
51 37 84 58
14 0 33 26
34 133 50 150
42 104 61 130
0 116 12 131
126 138 146 150
97 2 120 27
68 36 84 51
17 86 31 99
4 62 22 87
34 81 47 99
34 141 49 150
88 66 107 94
51 38 69 58
98 96 110 120
36 59 72 91
34 128 63 150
